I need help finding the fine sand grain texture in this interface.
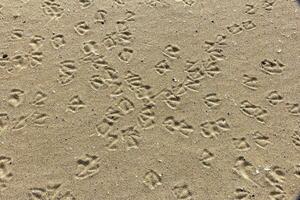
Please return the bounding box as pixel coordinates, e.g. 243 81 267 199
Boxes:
0 0 300 199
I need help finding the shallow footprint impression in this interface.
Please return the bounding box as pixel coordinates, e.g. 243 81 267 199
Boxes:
0 0 299 199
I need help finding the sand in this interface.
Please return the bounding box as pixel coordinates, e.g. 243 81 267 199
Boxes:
0 0 299 199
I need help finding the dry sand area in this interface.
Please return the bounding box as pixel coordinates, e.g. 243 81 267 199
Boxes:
0 0 300 199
